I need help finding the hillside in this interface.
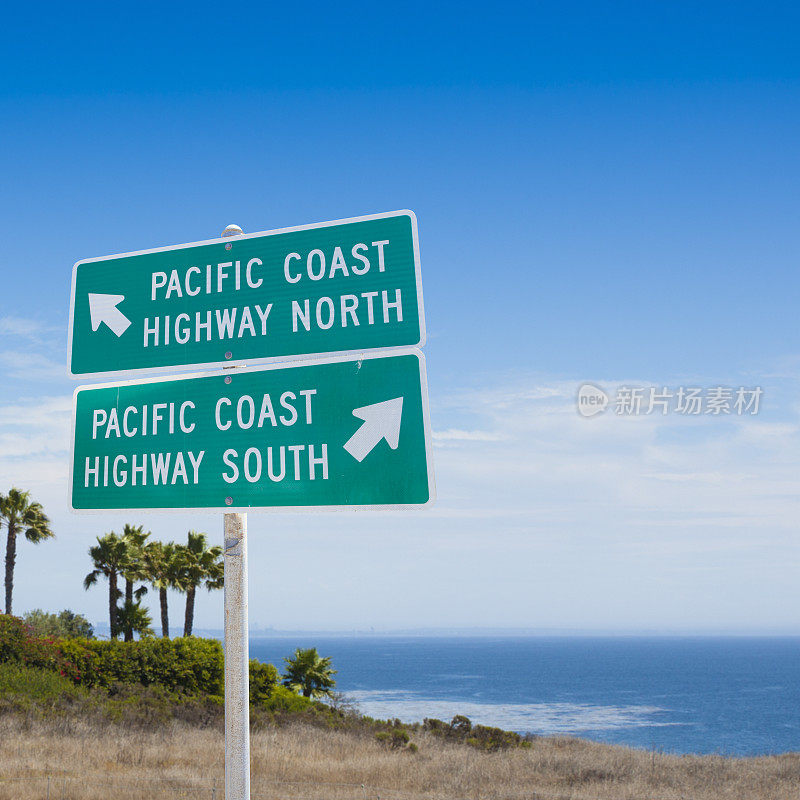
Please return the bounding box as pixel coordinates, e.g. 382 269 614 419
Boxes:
0 660 798 800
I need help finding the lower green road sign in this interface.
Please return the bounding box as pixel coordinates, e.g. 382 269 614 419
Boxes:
70 350 434 511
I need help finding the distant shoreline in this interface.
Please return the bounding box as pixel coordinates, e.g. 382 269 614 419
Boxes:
90 627 800 639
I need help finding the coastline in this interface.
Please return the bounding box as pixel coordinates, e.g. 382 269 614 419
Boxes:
246 634 800 757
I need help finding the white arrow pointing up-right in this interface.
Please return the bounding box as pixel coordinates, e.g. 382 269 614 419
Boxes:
343 397 404 462
88 293 132 337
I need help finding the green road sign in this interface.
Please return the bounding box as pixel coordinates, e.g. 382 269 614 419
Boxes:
70 350 434 511
68 211 424 378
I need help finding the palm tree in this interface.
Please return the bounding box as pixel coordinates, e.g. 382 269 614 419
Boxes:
282 647 337 698
0 487 54 615
120 524 150 641
116 598 154 639
143 540 179 638
83 532 128 639
174 531 223 637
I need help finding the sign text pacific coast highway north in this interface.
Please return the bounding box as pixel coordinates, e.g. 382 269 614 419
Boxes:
69 211 423 377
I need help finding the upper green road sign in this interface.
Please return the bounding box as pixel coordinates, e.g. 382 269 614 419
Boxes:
70 350 434 511
68 211 424 378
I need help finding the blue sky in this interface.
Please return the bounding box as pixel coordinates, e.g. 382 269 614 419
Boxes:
1 2 799 633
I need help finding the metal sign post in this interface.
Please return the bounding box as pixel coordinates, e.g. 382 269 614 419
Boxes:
220 224 250 800
224 508 249 800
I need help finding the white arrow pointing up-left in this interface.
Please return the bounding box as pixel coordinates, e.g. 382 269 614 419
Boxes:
88 293 131 337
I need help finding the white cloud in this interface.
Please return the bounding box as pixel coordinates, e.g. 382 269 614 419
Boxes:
428 375 800 534
0 395 72 428
0 315 67 383
433 428 506 443
0 350 67 381
0 395 72 499
0 316 61 342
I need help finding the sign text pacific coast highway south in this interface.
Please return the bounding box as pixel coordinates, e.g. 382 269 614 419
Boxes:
69 211 423 377
70 351 434 511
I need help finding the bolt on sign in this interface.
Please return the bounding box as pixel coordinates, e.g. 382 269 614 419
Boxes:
69 211 424 378
70 350 434 511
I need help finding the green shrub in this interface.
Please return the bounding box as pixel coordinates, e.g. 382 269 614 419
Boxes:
450 714 472 736
467 724 524 751
260 684 315 712
23 609 94 639
0 662 85 704
100 681 223 726
424 715 472 741
71 637 225 694
1 618 299 706
54 638 98 684
422 714 530 751
0 615 27 662
0 614 65 673
376 727 412 750
249 660 279 706
422 717 449 735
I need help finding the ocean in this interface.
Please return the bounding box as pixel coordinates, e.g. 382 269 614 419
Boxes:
248 635 800 756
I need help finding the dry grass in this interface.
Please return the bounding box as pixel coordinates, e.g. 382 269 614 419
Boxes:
1 714 799 800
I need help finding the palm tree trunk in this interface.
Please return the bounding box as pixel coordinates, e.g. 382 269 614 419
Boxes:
109 570 118 639
124 579 133 641
184 585 195 637
160 587 169 638
4 523 16 615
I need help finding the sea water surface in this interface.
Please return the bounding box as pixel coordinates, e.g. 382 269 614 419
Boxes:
249 636 800 756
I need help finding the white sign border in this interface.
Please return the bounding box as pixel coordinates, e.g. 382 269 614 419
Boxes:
69 348 436 514
68 210 426 381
